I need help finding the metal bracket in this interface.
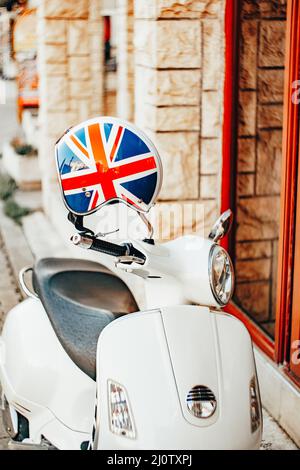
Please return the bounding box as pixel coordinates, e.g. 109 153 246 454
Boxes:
67 212 94 236
137 211 154 240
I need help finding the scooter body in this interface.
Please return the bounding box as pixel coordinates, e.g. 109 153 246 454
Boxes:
0 117 262 449
0 299 261 450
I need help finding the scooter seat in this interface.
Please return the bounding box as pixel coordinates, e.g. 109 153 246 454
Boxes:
32 258 138 380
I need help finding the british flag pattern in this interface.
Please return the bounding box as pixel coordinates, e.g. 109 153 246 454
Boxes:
55 117 162 215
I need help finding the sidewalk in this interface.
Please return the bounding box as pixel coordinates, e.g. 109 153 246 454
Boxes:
0 198 298 450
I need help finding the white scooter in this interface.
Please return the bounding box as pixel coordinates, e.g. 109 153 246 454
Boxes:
0 117 262 450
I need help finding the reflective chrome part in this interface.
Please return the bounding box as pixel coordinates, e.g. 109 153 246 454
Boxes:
208 209 233 243
1 396 18 439
250 376 261 433
186 385 217 419
209 244 234 306
18 267 38 299
108 380 136 439
70 233 93 249
116 255 145 265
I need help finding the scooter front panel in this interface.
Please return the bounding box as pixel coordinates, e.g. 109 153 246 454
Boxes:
95 306 261 450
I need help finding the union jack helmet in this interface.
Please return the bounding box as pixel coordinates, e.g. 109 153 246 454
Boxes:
55 116 163 216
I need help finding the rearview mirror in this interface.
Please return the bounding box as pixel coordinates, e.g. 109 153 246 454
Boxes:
208 209 233 243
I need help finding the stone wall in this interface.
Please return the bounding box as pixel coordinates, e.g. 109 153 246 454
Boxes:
37 0 104 213
116 0 134 120
234 0 287 338
133 0 225 238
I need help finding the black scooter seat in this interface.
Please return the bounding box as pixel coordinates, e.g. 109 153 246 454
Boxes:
32 258 138 380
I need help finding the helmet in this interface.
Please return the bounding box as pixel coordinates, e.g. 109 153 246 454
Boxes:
55 116 162 216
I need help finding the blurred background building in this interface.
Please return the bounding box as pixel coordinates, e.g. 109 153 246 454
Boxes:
1 0 300 446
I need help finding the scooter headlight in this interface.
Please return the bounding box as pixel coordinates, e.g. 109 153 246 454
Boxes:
209 245 234 306
108 380 136 439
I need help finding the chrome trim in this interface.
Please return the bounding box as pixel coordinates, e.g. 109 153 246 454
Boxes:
208 244 235 307
186 385 217 419
19 267 38 299
1 396 18 439
8 438 56 450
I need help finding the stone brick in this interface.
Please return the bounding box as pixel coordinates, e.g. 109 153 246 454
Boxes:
258 21 286 67
203 199 218 236
236 196 280 241
241 0 287 20
259 0 287 19
89 0 102 21
258 104 283 129
238 91 256 136
89 32 102 53
200 174 218 199
135 19 201 68
256 130 282 195
235 282 270 322
237 173 255 196
44 19 66 44
237 138 256 172
201 91 221 138
240 20 257 89
236 241 272 260
236 259 271 282
135 66 201 106
69 56 90 80
44 76 68 111
43 0 89 19
200 138 220 174
68 20 89 55
43 62 68 76
156 199 218 238
134 0 221 19
155 200 207 241
258 69 284 104
43 111 77 138
240 1 260 19
149 131 199 200
202 20 221 90
138 104 200 132
45 44 67 64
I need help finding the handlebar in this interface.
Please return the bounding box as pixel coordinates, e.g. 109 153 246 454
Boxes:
71 233 146 264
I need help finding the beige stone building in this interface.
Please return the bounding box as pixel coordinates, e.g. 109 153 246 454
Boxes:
30 0 300 445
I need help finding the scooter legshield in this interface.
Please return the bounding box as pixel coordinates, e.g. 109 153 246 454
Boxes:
95 305 262 450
